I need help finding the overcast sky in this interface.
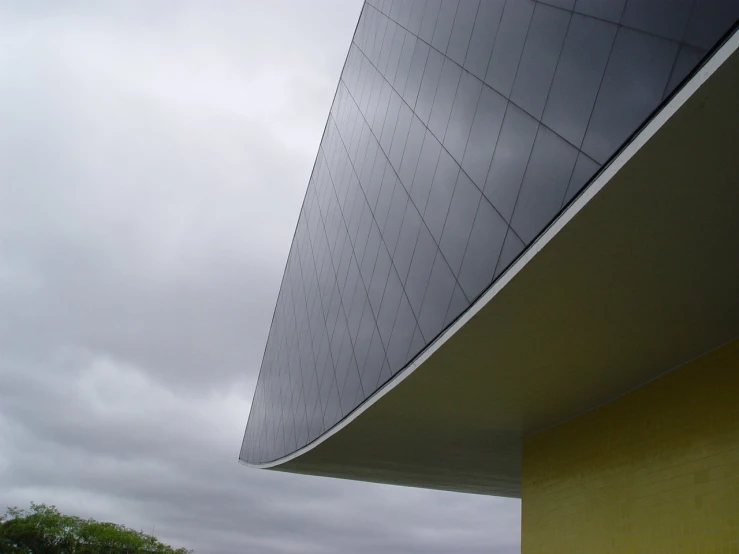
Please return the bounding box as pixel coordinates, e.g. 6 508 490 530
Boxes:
0 1 520 552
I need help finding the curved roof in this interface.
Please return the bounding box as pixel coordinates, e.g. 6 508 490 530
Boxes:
241 0 739 484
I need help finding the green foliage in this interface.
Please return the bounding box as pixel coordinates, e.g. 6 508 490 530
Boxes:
0 503 192 554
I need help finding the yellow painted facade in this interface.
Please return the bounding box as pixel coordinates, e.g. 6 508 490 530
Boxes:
522 338 739 553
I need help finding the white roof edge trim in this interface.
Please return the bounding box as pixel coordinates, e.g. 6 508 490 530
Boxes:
241 26 739 471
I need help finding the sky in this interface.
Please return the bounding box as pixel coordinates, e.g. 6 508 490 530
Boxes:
0 1 520 552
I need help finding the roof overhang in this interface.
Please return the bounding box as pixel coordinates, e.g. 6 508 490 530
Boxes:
246 28 739 498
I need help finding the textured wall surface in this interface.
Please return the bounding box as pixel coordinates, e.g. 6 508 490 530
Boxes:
242 0 739 465
522 338 739 553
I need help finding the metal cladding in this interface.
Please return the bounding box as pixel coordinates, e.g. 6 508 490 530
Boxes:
241 0 739 466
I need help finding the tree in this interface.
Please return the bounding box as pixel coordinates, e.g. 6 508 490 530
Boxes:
0 503 192 554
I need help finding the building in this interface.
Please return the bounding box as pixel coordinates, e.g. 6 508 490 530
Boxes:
241 1 739 551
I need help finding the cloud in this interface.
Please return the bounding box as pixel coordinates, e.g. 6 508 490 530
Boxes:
0 1 521 553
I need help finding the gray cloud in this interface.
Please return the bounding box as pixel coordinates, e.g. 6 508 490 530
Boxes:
0 1 520 552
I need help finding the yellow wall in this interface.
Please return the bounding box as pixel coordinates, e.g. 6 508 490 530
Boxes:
522 338 739 553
